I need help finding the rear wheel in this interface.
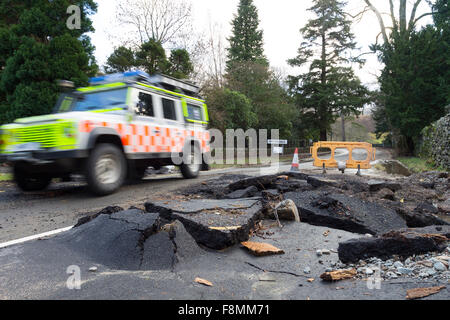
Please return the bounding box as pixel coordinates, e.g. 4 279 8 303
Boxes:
85 144 127 196
14 166 52 192
180 144 202 179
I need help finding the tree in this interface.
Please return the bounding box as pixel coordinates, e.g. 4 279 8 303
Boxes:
135 39 169 75
105 46 136 73
226 0 268 70
204 86 257 132
105 40 194 80
167 49 193 79
115 0 193 46
365 0 450 154
288 0 370 141
227 61 298 138
0 0 98 124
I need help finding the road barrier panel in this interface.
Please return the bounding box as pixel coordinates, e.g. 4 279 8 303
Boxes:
310 142 376 175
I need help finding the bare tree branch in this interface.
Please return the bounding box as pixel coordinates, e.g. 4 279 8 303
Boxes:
408 0 423 31
364 0 389 44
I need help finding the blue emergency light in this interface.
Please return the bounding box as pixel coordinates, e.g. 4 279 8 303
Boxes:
89 71 151 85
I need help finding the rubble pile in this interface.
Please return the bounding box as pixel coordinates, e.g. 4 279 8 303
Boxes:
68 171 449 291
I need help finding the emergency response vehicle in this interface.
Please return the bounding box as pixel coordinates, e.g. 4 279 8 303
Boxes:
0 71 211 195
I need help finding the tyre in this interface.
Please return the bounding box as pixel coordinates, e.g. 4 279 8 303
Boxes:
14 166 52 192
180 144 202 179
85 143 127 196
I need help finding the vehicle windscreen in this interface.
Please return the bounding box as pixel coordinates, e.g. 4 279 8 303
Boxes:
73 88 128 112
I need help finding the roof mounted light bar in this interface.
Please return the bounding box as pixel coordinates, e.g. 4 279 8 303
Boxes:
89 71 200 97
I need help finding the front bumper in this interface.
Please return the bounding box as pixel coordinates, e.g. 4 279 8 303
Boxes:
0 149 89 164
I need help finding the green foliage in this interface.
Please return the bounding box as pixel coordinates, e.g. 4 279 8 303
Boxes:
167 49 194 79
0 0 98 124
226 61 297 138
204 86 257 132
104 40 193 79
135 39 168 75
105 46 136 73
223 0 296 138
226 0 268 70
287 0 370 141
376 23 449 154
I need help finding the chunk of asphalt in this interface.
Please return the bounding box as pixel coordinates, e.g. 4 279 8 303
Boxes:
225 186 259 199
367 179 402 192
227 172 309 192
59 209 159 270
338 225 450 263
284 191 407 235
307 176 340 188
74 206 124 227
145 198 264 250
393 203 449 228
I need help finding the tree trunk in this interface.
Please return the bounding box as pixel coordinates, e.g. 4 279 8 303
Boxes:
320 130 328 142
341 116 346 141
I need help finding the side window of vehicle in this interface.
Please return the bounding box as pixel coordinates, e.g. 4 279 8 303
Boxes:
135 92 154 117
162 98 177 121
187 103 203 121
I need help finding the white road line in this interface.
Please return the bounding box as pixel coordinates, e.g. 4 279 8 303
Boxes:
0 226 73 249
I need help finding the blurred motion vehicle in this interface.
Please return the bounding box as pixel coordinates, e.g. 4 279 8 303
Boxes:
0 71 210 195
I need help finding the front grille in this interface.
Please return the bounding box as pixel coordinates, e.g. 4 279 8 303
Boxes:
15 124 61 148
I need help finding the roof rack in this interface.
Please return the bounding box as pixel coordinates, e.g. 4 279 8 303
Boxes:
89 71 201 98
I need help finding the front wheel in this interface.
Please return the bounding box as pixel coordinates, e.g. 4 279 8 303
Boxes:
14 166 52 192
85 144 127 196
180 144 202 179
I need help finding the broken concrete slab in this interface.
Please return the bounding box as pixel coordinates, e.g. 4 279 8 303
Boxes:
367 179 402 192
285 191 407 235
307 176 340 188
227 172 309 192
338 225 450 263
60 209 160 270
393 203 449 228
145 198 264 250
74 206 124 227
60 209 203 271
226 186 259 199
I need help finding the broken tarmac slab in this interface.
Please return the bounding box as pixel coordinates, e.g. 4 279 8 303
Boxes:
59 209 203 271
145 198 264 250
284 191 407 235
338 225 450 263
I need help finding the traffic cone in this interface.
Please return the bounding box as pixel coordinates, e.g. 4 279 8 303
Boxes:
291 148 300 172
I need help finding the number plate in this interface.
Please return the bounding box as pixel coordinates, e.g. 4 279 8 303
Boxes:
13 142 41 152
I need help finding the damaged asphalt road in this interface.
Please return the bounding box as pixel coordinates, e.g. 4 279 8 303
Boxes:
0 169 449 300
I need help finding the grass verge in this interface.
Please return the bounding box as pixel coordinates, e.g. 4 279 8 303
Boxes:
397 157 447 173
0 173 12 181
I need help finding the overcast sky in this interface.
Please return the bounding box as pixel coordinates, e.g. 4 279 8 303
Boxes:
89 0 434 89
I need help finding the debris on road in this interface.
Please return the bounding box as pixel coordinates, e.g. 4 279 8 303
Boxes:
338 226 450 263
145 198 264 250
320 269 357 282
241 241 285 257
406 286 446 300
195 278 213 287
285 191 407 235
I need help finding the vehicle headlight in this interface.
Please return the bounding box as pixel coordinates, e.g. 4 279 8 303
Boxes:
63 124 76 138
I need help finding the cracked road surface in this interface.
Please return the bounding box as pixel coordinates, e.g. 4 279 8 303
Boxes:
0 148 391 244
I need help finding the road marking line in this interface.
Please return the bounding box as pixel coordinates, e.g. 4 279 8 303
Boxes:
0 226 73 249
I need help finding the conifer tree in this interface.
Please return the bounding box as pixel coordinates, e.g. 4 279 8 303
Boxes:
288 0 370 141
